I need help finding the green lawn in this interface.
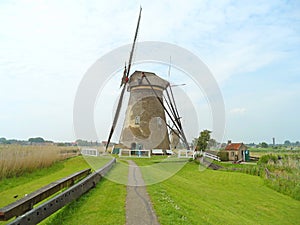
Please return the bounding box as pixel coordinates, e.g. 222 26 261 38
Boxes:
249 147 300 158
41 162 127 225
1 157 299 225
0 156 90 208
0 156 91 224
123 155 168 165
146 162 300 225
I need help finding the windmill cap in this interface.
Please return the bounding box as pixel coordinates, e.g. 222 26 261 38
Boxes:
128 71 170 91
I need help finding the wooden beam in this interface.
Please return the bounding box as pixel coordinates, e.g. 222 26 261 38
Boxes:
8 158 116 225
0 168 91 221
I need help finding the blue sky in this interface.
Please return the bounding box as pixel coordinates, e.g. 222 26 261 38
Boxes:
0 0 299 144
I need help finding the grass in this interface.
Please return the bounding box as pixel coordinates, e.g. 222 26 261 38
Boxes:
260 154 300 200
0 145 79 179
0 156 89 209
82 155 115 171
214 154 300 200
213 161 261 176
41 163 127 225
249 147 300 158
122 156 189 185
2 155 300 224
146 162 300 225
122 155 168 165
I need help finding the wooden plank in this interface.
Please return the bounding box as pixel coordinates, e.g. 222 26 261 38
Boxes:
0 168 91 221
8 158 116 225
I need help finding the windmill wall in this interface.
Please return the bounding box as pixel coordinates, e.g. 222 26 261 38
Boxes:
120 71 170 150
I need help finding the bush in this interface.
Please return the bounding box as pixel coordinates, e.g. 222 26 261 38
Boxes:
258 154 278 165
217 151 229 161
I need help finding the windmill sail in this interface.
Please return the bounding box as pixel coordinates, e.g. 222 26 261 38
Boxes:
105 7 142 150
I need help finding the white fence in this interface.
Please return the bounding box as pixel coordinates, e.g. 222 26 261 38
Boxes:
166 150 174 155
203 152 220 161
119 149 151 158
81 148 99 157
178 150 194 158
151 149 164 155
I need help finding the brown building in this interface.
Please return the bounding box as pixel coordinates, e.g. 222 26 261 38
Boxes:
120 71 170 150
225 141 248 161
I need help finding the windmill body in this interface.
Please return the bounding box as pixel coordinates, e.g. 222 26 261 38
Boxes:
106 8 190 151
120 71 170 150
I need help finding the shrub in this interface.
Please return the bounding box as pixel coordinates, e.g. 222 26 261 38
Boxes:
258 154 278 165
217 151 229 161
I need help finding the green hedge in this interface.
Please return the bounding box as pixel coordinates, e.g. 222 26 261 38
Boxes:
217 151 229 161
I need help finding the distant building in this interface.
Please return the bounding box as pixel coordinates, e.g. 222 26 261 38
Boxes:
225 140 249 162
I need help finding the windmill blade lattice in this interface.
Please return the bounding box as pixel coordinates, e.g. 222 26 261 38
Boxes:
105 7 142 150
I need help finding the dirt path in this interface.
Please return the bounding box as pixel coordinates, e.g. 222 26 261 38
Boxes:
126 160 160 225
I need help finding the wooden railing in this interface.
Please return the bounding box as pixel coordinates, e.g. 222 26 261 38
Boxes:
203 152 221 161
1 158 116 225
0 168 91 221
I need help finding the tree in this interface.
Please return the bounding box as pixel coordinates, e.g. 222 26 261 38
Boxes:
284 140 291 146
0 137 10 144
208 138 218 149
261 142 268 148
28 137 45 143
196 130 211 151
192 138 198 149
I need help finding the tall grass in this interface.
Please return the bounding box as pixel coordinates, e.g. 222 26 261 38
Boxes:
0 145 77 179
260 154 300 200
215 153 300 200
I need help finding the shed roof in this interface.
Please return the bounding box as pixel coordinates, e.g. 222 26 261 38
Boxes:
225 143 243 151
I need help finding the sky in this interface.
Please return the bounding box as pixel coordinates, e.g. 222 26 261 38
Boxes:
0 0 299 144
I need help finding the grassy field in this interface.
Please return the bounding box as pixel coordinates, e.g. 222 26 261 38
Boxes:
1 156 300 225
146 162 300 225
0 156 90 211
214 153 300 201
249 147 300 158
42 164 127 225
0 156 125 225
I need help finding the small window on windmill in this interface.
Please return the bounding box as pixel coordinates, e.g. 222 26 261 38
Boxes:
135 116 140 125
157 117 162 126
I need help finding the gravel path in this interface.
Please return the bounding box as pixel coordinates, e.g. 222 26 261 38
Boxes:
126 160 160 225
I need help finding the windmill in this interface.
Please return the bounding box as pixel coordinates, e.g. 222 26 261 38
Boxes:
119 71 170 150
105 8 189 152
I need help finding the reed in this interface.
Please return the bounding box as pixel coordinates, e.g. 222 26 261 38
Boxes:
0 145 77 179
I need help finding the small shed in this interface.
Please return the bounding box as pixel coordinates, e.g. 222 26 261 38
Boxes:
225 141 249 162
